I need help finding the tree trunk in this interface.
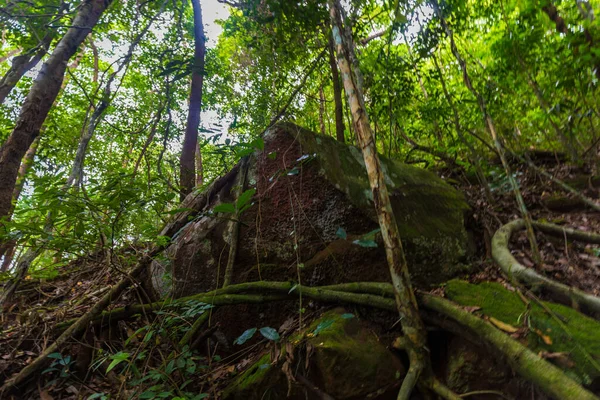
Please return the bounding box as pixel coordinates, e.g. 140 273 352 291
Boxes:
518 57 579 161
328 1 430 398
328 30 345 143
0 2 165 306
0 2 66 104
432 54 492 201
68 3 162 189
431 0 541 265
0 35 51 105
0 0 112 227
180 0 206 201
542 2 600 79
0 136 40 271
318 84 326 136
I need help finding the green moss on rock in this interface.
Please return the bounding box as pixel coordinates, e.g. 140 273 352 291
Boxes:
222 308 404 399
446 280 600 385
270 123 472 286
221 353 288 400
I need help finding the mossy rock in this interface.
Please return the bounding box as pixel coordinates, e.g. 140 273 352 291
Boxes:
275 123 472 286
300 309 405 398
221 353 290 400
222 308 405 400
445 280 600 386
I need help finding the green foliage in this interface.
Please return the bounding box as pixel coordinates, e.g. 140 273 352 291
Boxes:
42 352 75 386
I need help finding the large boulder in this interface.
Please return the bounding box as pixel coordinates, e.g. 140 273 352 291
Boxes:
221 308 405 399
152 123 472 298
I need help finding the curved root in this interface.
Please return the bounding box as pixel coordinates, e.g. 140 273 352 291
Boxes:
492 219 600 316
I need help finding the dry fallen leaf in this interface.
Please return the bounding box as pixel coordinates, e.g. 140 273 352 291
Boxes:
534 329 553 345
539 351 575 368
488 317 519 333
463 306 481 313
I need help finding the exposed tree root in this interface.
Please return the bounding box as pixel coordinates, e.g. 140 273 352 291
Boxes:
45 281 598 400
492 219 600 316
0 250 161 393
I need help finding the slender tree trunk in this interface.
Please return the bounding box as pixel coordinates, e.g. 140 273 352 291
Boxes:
517 57 579 161
328 1 431 398
432 0 541 265
180 0 206 201
318 85 326 136
195 141 203 187
0 2 165 306
542 2 600 79
328 30 345 143
432 54 492 201
68 3 162 189
0 36 51 105
0 0 112 227
0 2 67 104
0 136 40 271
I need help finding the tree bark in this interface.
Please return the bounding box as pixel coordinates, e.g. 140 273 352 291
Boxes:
0 136 40 271
180 0 206 200
0 35 51 105
328 30 345 143
542 2 600 79
0 2 165 306
328 1 429 398
0 0 112 228
431 54 492 201
431 0 541 264
0 2 67 104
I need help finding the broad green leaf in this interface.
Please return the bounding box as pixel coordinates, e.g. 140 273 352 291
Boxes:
214 203 236 214
313 319 335 336
259 326 280 341
353 239 378 248
236 188 256 210
234 327 257 345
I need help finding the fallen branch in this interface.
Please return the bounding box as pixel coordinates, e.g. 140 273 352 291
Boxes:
492 219 600 316
48 281 598 400
515 153 600 212
0 250 161 392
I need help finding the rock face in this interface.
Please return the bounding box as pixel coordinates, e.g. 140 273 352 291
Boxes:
221 308 405 399
152 123 472 298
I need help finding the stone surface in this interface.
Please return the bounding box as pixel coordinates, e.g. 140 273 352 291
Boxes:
151 122 472 298
445 279 600 386
222 308 404 400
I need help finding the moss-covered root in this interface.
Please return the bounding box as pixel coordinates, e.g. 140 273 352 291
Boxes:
492 219 600 316
53 280 599 400
420 293 599 400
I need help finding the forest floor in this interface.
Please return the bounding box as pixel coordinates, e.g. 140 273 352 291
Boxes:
2 157 600 399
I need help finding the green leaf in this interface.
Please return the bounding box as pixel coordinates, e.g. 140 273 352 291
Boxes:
353 239 378 248
287 167 299 176
214 203 236 214
336 227 347 240
362 228 381 240
259 326 280 341
250 137 264 150
341 313 355 319
139 391 156 399
313 319 335 336
88 394 106 400
236 188 256 210
47 353 63 360
234 327 257 345
106 352 130 373
267 151 277 160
